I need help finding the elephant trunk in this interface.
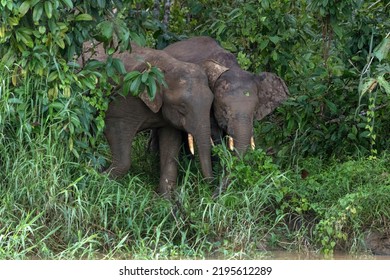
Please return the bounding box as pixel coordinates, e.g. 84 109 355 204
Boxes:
229 119 254 156
193 131 213 181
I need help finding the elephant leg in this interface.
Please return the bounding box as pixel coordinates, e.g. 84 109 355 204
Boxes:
147 128 159 153
157 126 182 198
103 118 136 178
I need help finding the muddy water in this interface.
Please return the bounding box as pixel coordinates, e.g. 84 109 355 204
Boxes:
266 251 390 260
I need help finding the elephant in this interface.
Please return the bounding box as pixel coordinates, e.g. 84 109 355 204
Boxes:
163 36 289 155
80 42 214 197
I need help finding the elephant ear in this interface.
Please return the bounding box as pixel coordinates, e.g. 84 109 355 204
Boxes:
139 90 163 113
255 72 289 120
130 54 164 113
201 60 229 90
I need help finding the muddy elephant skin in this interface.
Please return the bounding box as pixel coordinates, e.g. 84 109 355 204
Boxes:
81 42 214 197
164 36 289 155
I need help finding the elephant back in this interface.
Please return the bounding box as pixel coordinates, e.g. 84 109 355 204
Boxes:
164 36 240 69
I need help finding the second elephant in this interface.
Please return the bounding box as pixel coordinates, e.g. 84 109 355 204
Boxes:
164 36 289 155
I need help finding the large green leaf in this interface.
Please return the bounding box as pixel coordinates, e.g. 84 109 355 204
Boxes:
124 71 141 82
75 14 93 21
44 1 53 19
61 0 73 9
95 20 114 42
18 1 30 17
32 3 43 22
373 38 390 62
147 75 157 100
130 76 142 95
377 76 390 95
112 58 126 75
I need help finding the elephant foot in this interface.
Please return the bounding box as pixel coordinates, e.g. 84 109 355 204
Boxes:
102 164 129 179
157 178 176 199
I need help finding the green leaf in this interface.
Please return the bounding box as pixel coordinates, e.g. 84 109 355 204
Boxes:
75 13 93 21
347 133 356 141
97 0 106 8
19 27 33 35
95 20 114 41
106 63 115 78
82 76 97 90
84 60 105 70
122 80 131 96
141 71 149 83
151 67 167 88
271 50 278 61
30 0 40 7
373 38 390 62
19 1 31 17
112 58 126 75
269 35 280 44
107 47 115 55
44 1 53 19
56 38 65 49
47 72 58 82
8 16 20 26
115 23 129 39
325 99 337 114
129 31 145 47
260 0 269 9
124 70 141 82
33 3 43 22
130 76 142 95
359 131 370 138
259 39 269 50
216 22 226 36
16 29 34 48
147 76 157 100
61 0 73 9
49 101 64 111
377 76 390 95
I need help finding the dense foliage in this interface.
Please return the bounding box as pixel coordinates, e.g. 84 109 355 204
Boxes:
0 0 389 259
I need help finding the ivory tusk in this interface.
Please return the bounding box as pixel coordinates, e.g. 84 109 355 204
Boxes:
188 134 195 155
210 137 215 147
251 136 255 150
227 136 234 151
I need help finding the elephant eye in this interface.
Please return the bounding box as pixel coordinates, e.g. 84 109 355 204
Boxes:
176 105 187 116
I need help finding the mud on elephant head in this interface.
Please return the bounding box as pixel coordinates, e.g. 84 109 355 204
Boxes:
164 36 289 155
80 42 214 197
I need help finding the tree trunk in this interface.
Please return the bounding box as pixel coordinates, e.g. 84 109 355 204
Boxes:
163 0 172 30
153 0 160 19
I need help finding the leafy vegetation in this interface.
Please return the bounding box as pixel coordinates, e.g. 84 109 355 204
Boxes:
0 0 389 259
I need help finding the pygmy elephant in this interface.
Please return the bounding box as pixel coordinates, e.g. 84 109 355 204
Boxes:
81 42 214 197
163 36 289 155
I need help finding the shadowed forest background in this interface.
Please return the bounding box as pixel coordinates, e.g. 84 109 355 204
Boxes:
0 0 389 259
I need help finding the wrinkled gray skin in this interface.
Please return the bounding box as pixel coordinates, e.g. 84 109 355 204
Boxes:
163 36 289 155
81 42 214 197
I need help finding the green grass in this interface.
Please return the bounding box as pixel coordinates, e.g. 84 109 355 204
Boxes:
1 128 389 259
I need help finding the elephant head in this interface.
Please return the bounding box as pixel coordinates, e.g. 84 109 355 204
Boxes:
81 42 214 184
206 61 289 154
164 36 289 155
